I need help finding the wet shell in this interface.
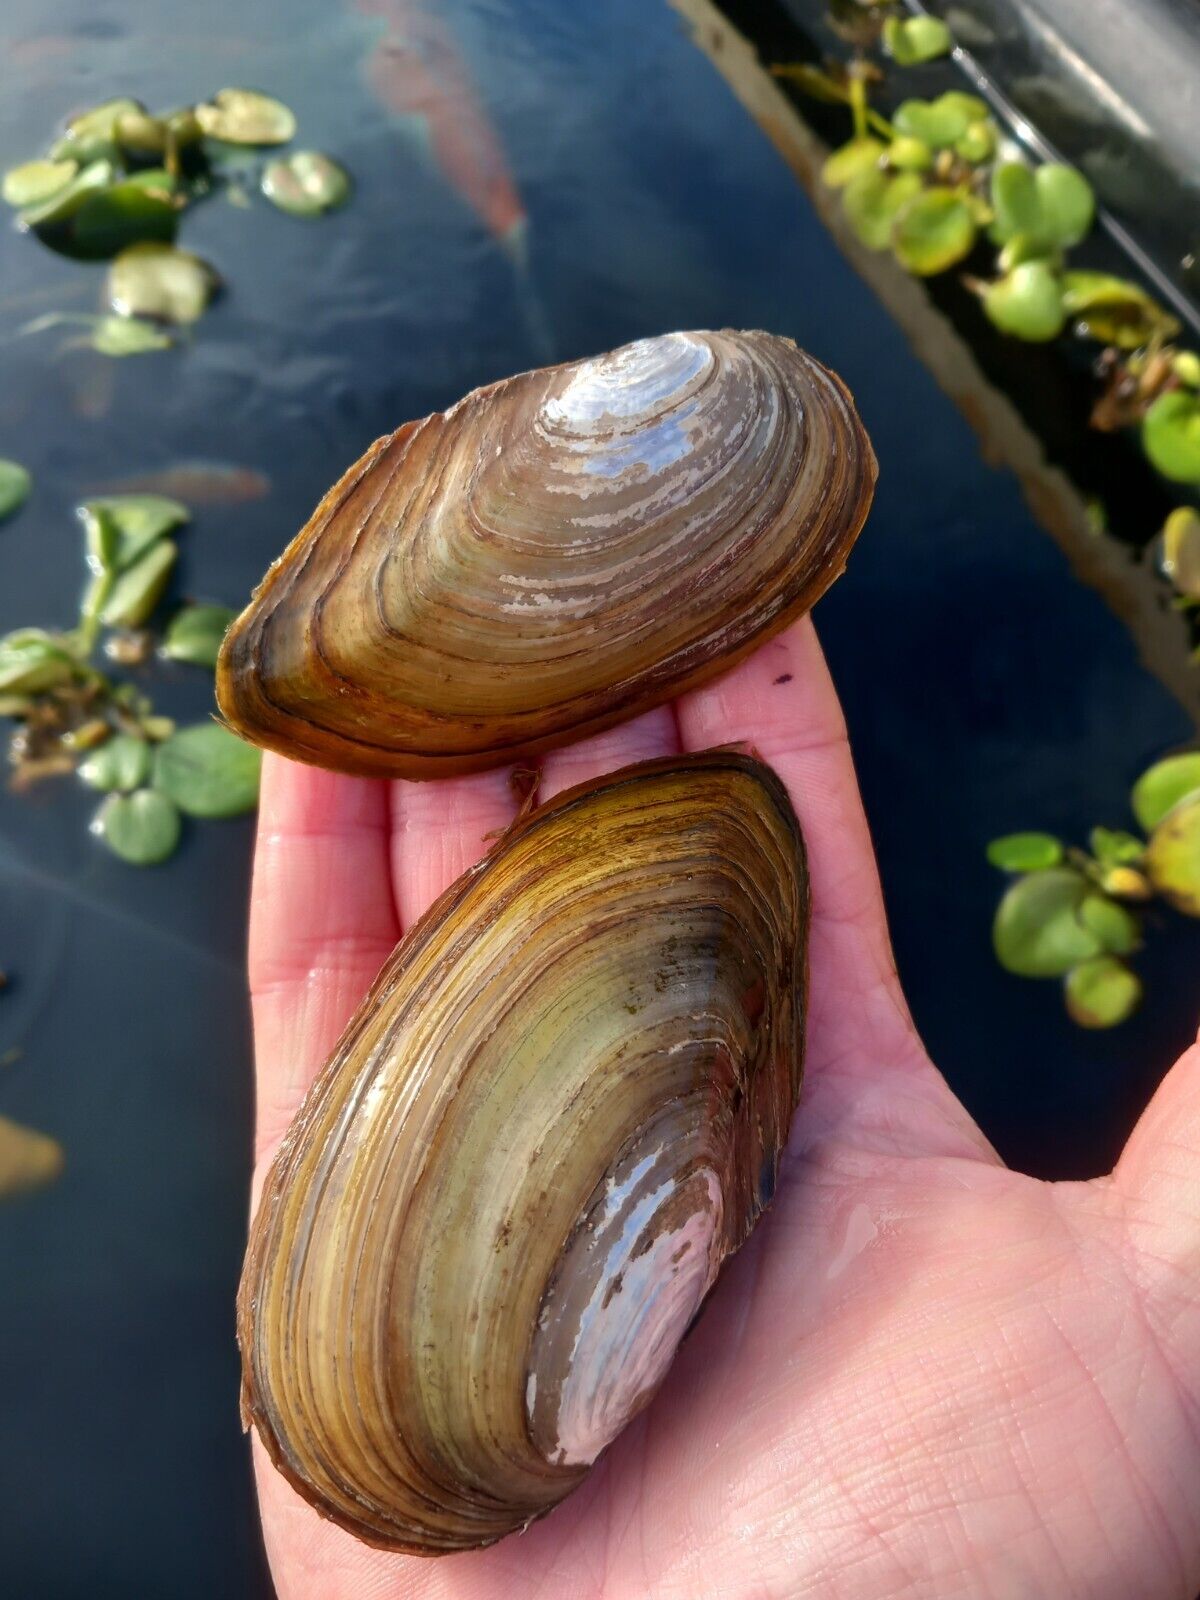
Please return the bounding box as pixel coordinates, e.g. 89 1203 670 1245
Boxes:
238 751 807 1552
216 329 875 778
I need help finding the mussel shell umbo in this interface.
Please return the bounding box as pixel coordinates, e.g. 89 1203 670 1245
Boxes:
216 329 875 778
239 750 807 1552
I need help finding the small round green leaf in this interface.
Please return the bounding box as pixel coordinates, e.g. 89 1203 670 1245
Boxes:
1132 752 1200 832
78 733 151 793
990 161 1040 243
954 120 996 164
261 150 352 216
1060 272 1176 349
162 604 236 668
1143 391 1200 485
115 109 168 159
153 722 261 817
1034 164 1094 248
52 98 144 165
0 460 31 523
822 137 886 189
1064 956 1141 1029
2 159 78 208
69 180 178 260
891 188 976 275
986 831 1063 872
1174 351 1200 389
981 261 1065 341
94 788 181 865
1077 892 1140 955
883 15 953 65
107 242 218 324
992 867 1104 977
842 169 923 251
886 135 933 173
195 89 296 146
1145 789 1200 915
17 159 114 230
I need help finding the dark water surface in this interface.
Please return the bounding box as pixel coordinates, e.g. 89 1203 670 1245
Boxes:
1 2 1197 1594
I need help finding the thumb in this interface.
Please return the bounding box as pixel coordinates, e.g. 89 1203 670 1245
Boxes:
1114 1037 1200 1364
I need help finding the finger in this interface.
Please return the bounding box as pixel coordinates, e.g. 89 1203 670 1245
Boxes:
390 767 520 929
676 618 992 1160
1113 1038 1200 1354
249 755 399 1170
539 703 680 800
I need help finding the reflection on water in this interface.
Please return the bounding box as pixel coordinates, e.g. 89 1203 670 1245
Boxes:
1 1 1198 1594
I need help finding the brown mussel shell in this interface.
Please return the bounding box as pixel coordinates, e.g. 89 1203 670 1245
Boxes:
239 750 807 1552
216 329 875 779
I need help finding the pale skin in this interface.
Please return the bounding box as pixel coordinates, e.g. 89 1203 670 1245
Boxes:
247 618 1200 1600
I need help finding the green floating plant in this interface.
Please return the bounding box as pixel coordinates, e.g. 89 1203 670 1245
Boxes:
988 752 1200 1027
0 489 259 862
882 15 953 66
1143 391 1200 485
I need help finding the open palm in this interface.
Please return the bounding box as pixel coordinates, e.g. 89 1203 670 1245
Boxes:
246 618 1200 1600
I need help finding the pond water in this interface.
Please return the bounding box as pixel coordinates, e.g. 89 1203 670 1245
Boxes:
1 1 1197 1594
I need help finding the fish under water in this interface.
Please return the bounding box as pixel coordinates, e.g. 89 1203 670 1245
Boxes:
355 0 553 358
87 462 271 505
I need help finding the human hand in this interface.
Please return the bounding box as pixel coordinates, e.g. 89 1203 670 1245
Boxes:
246 617 1200 1600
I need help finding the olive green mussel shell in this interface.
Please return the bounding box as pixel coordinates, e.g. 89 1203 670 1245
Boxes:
216 329 875 778
238 750 807 1552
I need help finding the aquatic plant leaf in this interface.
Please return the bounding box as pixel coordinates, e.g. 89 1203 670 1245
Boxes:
51 98 144 165
1131 751 1200 832
0 630 75 694
1145 790 1200 915
79 495 189 571
986 831 1062 872
894 92 985 148
1174 351 1200 389
0 459 31 523
981 262 1065 341
954 120 995 164
1064 956 1141 1029
78 733 151 793
99 539 177 628
996 233 1059 273
1077 892 1140 955
68 179 178 260
989 162 1040 243
992 867 1104 977
891 188 975 275
882 15 953 64
886 135 933 173
1143 392 1200 484
95 787 181 865
1089 826 1144 867
1060 273 1176 352
822 137 886 189
115 109 167 160
106 242 217 324
195 89 296 146
17 159 114 230
1034 164 1093 248
841 169 922 250
1161 506 1200 600
2 158 77 208
153 721 261 817
163 604 236 668
261 150 352 216
89 314 174 356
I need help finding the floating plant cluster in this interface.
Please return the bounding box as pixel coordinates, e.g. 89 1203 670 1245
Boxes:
3 89 351 355
988 751 1200 1028
0 486 259 865
772 4 1200 490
